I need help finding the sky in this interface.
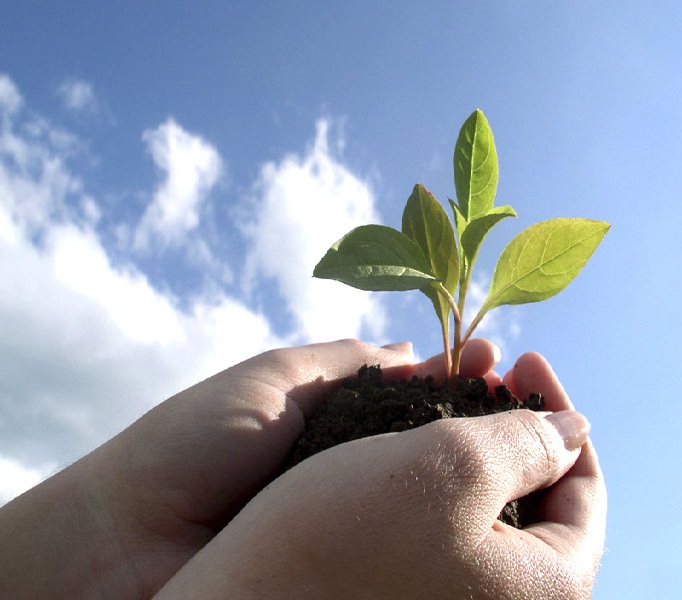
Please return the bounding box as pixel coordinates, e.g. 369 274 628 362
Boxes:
1 2 681 597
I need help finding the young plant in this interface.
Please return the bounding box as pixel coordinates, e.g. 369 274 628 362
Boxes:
313 109 610 382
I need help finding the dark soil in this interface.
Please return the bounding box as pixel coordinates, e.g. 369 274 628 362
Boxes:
287 364 545 529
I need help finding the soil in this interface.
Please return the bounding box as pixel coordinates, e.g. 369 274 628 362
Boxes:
286 364 545 529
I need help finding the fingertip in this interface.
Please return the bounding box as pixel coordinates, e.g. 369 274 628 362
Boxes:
511 352 574 412
545 411 590 451
509 410 585 493
483 370 503 389
459 338 500 378
367 341 416 383
381 341 414 355
378 342 415 374
492 343 502 366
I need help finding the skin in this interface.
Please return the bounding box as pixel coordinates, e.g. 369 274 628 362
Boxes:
0 339 606 599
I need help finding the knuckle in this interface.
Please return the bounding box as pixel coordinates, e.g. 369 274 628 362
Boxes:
432 420 500 489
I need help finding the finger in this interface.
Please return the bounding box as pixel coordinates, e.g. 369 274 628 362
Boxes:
436 409 591 527
504 351 574 411
459 338 501 378
490 438 607 594
482 369 503 389
154 404 598 599
412 338 501 382
120 339 415 525
530 438 607 535
228 339 414 419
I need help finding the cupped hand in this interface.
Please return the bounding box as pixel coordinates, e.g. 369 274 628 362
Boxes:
113 338 499 595
156 344 607 599
0 338 500 599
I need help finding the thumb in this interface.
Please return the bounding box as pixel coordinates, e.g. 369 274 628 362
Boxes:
448 409 591 518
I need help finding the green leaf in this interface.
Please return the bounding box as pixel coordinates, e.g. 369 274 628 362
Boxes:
448 197 469 279
453 109 499 221
402 183 459 335
402 184 459 290
461 205 517 264
482 218 610 311
313 224 438 292
448 198 468 245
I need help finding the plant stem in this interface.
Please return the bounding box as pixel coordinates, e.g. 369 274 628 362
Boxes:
440 320 452 383
450 264 472 380
451 318 462 382
433 283 461 381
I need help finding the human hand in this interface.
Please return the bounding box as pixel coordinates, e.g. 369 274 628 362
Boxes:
0 338 499 599
156 346 606 599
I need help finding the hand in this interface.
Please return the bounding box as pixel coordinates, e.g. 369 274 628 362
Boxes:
156 346 607 599
0 339 498 599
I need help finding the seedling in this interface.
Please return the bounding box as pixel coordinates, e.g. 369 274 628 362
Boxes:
313 109 610 382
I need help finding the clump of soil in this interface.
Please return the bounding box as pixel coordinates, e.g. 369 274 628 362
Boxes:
287 365 545 529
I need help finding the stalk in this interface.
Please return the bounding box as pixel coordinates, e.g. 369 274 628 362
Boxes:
451 317 462 382
450 258 473 380
439 319 452 383
433 282 461 382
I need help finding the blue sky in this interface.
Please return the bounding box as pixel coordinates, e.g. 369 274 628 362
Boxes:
1 2 681 597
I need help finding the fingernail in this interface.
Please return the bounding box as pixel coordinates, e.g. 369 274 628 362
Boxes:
545 411 591 451
381 341 413 353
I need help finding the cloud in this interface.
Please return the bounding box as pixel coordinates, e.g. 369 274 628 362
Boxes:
56 79 99 114
2 74 522 507
0 76 385 504
243 119 386 343
0 457 45 505
0 75 22 115
0 207 281 500
135 119 223 250
0 79 272 503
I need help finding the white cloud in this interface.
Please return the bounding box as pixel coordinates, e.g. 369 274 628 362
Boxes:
0 457 46 505
49 223 186 345
0 90 83 239
1 206 281 450
0 177 283 495
0 80 274 504
135 119 222 250
0 77 386 505
243 119 386 343
0 74 22 115
56 79 98 114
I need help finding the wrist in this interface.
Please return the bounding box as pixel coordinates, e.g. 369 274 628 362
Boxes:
0 454 138 599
